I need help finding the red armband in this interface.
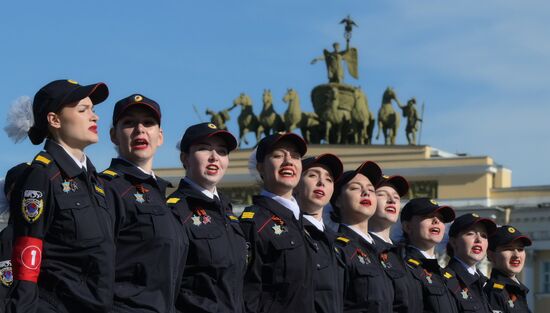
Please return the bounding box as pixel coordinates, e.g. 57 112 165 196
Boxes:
12 236 43 283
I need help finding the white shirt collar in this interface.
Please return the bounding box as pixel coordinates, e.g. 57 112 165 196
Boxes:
54 141 87 170
345 224 374 245
370 231 393 245
260 189 300 220
184 177 218 200
411 245 437 259
303 215 324 231
454 257 478 276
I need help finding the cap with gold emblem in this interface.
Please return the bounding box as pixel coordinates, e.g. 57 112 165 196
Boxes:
29 79 109 145
489 225 532 251
400 197 455 223
179 122 237 153
448 213 497 237
112 94 161 126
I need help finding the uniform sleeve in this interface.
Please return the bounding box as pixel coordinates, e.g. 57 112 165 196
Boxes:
240 218 264 313
6 166 53 313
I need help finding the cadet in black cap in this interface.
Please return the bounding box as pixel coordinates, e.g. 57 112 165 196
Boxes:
368 175 423 313
5 79 115 313
399 197 458 313
484 225 533 313
294 154 345 313
100 94 187 313
239 132 314 313
445 213 496 313
167 122 246 313
330 160 395 313
0 163 29 304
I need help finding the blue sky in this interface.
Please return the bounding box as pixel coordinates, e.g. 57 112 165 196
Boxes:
1 0 549 187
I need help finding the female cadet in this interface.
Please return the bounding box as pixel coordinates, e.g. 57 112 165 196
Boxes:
167 122 247 313
399 198 458 313
100 94 187 312
446 213 496 312
368 175 422 313
0 163 29 303
239 132 313 313
294 154 344 313
5 79 115 313
330 161 394 313
484 225 533 313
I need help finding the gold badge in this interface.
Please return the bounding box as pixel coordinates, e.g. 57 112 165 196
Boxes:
67 79 78 85
472 213 479 218
134 95 143 102
508 227 516 234
383 175 389 179
208 123 217 129
430 199 438 205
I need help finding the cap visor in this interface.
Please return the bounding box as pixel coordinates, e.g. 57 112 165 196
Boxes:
475 218 497 235
512 236 533 247
304 154 343 180
64 82 109 106
208 130 238 152
435 206 455 223
356 161 382 186
381 176 409 197
277 133 307 157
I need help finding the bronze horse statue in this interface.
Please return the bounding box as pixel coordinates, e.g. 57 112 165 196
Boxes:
320 86 351 144
351 88 375 144
376 86 402 145
259 89 285 136
282 88 321 143
229 93 263 147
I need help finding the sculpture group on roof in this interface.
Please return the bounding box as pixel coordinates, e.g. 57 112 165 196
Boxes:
205 15 424 147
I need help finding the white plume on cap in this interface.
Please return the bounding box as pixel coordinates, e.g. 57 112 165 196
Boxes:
4 96 34 143
248 148 262 183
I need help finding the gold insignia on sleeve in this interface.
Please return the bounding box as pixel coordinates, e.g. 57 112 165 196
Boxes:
34 155 51 165
166 197 180 204
241 212 255 219
102 169 118 177
493 282 505 289
444 272 453 279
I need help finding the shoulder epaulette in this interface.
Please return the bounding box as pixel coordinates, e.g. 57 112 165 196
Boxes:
240 211 255 219
336 236 351 245
166 197 181 205
407 258 421 267
32 153 52 166
101 169 119 178
444 272 453 279
493 282 505 290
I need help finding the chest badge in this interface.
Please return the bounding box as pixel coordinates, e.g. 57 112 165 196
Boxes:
61 179 78 193
134 184 150 203
0 260 13 287
134 193 145 203
356 248 371 265
192 215 202 226
508 299 514 308
271 215 287 235
461 289 469 300
191 209 212 226
380 252 391 269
